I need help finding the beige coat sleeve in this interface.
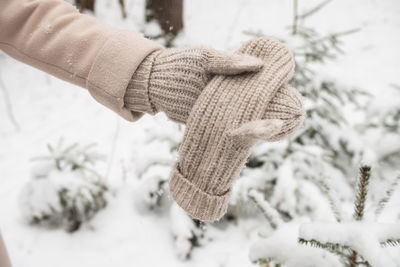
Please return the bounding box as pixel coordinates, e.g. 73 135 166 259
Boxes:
0 0 163 121
0 233 12 267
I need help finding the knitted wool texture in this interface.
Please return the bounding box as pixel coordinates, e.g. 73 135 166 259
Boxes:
124 47 264 123
169 37 305 222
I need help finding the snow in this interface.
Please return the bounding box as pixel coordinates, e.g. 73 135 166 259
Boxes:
169 203 199 260
269 160 298 215
1 0 400 266
19 168 106 225
300 222 400 267
250 222 341 267
248 189 284 229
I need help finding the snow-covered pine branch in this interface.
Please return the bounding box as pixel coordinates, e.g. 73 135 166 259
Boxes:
375 173 400 218
299 222 400 267
298 167 400 267
248 189 283 229
353 166 371 221
250 223 341 267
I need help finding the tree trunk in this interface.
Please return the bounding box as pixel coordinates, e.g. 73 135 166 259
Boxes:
146 0 184 36
75 0 95 12
119 0 127 19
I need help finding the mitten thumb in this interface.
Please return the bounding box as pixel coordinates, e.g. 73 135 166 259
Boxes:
227 119 284 147
205 49 263 75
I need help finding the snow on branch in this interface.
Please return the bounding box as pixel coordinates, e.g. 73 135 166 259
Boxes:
299 222 400 267
375 173 400 218
248 189 283 229
249 223 340 267
298 166 400 267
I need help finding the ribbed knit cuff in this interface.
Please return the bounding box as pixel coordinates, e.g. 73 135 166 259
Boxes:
169 162 232 222
124 50 163 115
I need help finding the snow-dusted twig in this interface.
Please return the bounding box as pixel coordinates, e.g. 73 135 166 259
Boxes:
248 189 283 229
353 166 370 221
250 223 341 267
319 179 344 222
300 222 400 267
391 83 400 91
298 238 353 258
292 0 298 35
350 166 371 267
375 173 400 218
297 0 332 20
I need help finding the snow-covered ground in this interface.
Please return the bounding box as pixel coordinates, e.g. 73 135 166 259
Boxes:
1 0 399 266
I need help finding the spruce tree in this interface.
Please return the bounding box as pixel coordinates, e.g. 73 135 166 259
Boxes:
250 166 400 267
230 0 398 222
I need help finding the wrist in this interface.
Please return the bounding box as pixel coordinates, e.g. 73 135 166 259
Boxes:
124 49 162 115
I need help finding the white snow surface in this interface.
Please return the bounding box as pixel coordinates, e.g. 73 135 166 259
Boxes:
1 0 400 266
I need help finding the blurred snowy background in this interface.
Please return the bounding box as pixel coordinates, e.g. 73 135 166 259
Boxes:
1 0 400 266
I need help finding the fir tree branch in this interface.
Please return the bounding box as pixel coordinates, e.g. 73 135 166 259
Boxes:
292 0 298 35
298 0 332 20
375 174 400 218
354 260 372 267
299 238 375 267
318 179 343 222
353 166 371 221
350 166 371 267
390 83 400 91
248 189 283 229
380 239 400 247
309 28 361 45
349 250 358 267
379 150 400 164
298 238 351 258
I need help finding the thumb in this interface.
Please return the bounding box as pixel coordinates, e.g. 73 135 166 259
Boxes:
205 49 263 75
227 119 284 147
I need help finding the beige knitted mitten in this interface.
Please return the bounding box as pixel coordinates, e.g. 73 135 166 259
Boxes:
169 37 305 222
124 47 264 123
